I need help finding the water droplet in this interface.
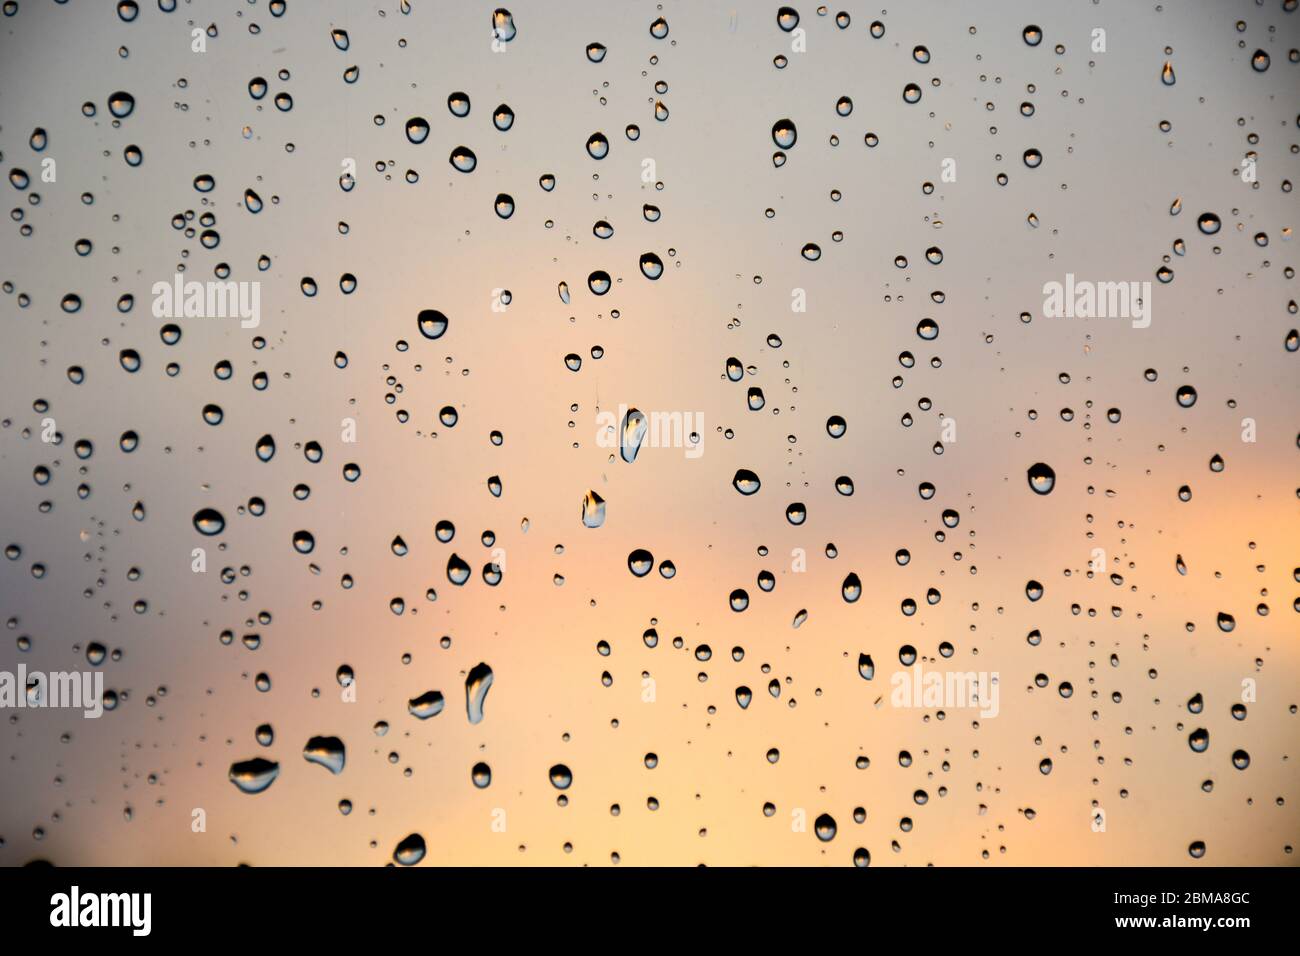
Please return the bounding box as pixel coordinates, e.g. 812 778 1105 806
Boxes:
1027 462 1056 495
418 309 449 339
449 146 477 172
193 508 225 536
771 119 797 149
465 662 493 724
582 489 606 528
620 408 646 462
107 91 135 118
302 736 345 774
393 833 426 865
229 758 279 794
447 553 471 585
586 132 609 159
814 813 837 841
405 116 430 144
858 654 875 680
447 91 471 117
733 469 761 495
408 690 445 720
628 549 654 577
491 8 516 43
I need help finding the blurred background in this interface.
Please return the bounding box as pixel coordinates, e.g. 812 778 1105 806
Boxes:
0 0 1296 865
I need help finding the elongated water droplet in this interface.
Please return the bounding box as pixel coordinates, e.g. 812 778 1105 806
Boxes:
582 489 606 527
303 736 346 774
193 508 225 535
491 8 516 43
229 758 280 794
620 408 647 463
447 553 471 585
408 690 445 720
465 662 493 724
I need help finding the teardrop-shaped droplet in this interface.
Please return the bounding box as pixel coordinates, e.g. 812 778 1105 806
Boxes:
620 408 647 463
193 508 225 536
393 833 426 865
582 489 606 528
418 309 449 339
814 813 837 842
732 469 761 495
408 690 445 720
858 653 875 680
447 553 471 585
447 91 471 117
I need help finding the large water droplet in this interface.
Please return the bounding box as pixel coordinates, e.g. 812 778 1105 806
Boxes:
549 764 572 789
582 489 606 527
405 116 429 144
193 508 225 535
620 408 647 463
465 662 493 724
229 758 280 794
449 146 477 172
491 8 516 43
418 309 449 339
302 736 346 774
586 132 609 159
